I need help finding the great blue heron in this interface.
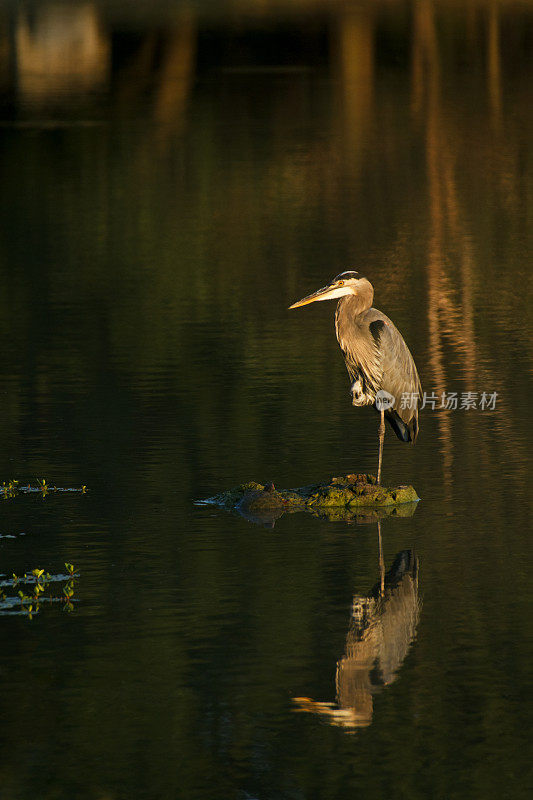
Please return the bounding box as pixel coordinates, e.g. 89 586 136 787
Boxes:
289 271 422 484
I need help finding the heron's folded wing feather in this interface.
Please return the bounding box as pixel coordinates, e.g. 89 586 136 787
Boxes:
369 317 422 426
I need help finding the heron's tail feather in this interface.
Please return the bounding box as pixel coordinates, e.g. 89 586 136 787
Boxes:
385 410 419 443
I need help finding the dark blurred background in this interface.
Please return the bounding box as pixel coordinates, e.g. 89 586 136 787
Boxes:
0 2 531 799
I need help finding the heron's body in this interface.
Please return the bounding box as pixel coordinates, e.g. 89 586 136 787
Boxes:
289 271 422 483
335 289 421 443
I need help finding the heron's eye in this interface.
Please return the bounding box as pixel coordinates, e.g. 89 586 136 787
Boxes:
338 280 345 286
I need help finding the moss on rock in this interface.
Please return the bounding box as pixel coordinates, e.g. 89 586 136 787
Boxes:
199 474 419 515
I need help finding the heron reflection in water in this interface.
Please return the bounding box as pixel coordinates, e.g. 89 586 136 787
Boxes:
290 272 422 483
293 522 420 730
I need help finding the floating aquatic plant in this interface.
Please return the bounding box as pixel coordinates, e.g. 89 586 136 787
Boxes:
0 479 87 500
0 563 80 618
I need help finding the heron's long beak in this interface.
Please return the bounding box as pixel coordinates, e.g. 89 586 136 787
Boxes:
289 283 340 309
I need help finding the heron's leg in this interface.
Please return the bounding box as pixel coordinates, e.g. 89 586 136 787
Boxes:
377 519 385 598
377 407 385 485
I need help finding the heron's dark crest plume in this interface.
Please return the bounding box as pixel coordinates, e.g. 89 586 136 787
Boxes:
289 271 422 484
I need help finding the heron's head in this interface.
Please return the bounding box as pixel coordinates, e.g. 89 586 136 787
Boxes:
289 271 367 309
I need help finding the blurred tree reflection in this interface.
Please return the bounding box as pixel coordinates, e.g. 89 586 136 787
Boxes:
15 3 110 104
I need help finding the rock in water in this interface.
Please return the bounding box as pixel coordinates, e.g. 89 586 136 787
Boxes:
199 474 419 515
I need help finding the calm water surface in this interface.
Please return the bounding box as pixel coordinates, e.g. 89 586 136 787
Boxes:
0 2 531 799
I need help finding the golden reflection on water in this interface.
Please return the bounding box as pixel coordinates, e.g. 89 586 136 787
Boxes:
409 1 529 496
293 524 420 731
15 3 110 102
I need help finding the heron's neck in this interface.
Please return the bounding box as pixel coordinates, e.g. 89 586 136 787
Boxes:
338 281 374 316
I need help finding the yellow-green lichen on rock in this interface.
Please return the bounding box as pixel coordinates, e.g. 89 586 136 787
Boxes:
199 474 419 516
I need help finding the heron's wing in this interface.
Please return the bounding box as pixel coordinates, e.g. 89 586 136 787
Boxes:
367 313 422 439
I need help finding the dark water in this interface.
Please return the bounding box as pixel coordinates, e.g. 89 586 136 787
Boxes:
0 2 532 798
